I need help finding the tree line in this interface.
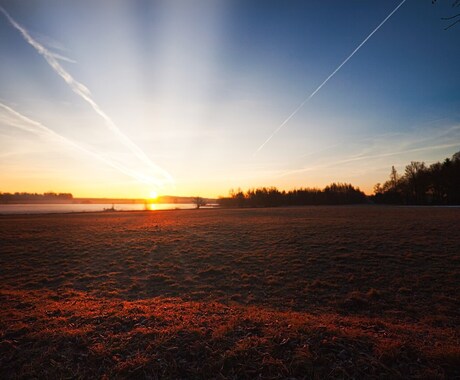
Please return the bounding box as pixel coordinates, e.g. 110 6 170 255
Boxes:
0 192 73 203
218 183 367 208
218 151 460 208
373 151 460 205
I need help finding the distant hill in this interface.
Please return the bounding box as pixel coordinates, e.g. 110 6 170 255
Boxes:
0 192 73 204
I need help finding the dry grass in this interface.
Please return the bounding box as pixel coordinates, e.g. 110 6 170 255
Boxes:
0 206 459 378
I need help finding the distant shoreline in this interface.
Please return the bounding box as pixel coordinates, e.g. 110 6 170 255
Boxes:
0 208 196 217
0 197 217 205
0 202 203 216
1 203 459 217
0 193 219 205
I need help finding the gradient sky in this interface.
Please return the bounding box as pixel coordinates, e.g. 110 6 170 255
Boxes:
1 0 459 198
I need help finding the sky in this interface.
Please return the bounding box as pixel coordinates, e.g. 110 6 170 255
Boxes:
0 0 459 198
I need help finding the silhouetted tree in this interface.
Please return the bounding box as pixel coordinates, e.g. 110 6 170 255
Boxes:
193 197 206 209
390 166 399 190
404 161 428 204
373 151 460 205
218 183 366 208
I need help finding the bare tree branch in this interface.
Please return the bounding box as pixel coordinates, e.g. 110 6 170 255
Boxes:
441 13 460 19
445 18 460 28
432 0 460 28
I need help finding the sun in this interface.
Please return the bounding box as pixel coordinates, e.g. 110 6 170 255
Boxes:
150 190 158 200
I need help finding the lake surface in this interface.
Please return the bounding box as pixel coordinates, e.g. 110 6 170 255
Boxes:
0 203 197 214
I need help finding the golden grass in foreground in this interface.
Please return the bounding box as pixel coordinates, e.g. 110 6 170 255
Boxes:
0 206 459 378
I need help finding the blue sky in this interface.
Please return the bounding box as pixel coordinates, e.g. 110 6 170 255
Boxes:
0 0 459 197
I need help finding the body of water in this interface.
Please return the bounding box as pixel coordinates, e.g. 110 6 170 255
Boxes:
0 203 197 215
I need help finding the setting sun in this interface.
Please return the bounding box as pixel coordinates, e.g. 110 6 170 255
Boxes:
149 191 158 200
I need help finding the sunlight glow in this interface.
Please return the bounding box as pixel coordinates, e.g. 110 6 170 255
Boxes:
0 2 458 198
0 6 174 190
150 191 158 200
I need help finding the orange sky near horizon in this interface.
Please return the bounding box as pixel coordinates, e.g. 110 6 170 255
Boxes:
1 2 459 200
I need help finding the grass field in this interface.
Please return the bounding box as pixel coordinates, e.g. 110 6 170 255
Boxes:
0 206 459 379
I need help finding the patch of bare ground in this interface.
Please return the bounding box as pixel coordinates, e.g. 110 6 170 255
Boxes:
0 206 459 378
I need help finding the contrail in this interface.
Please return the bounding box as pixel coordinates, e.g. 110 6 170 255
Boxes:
278 142 460 178
0 6 174 185
255 0 407 154
0 103 165 186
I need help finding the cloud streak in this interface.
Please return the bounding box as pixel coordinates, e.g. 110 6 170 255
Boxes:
255 0 407 154
278 141 460 178
0 103 165 186
0 6 173 186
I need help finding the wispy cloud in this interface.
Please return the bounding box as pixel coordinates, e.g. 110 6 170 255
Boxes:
278 139 460 178
0 6 173 186
48 51 76 64
0 103 166 186
254 0 407 154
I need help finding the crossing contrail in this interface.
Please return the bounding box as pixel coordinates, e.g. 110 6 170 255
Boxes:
254 0 407 155
0 103 165 186
0 6 174 185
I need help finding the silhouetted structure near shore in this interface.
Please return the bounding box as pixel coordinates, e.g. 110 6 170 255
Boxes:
218 183 366 208
373 151 460 205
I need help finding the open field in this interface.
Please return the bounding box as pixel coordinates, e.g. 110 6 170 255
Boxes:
0 206 459 379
